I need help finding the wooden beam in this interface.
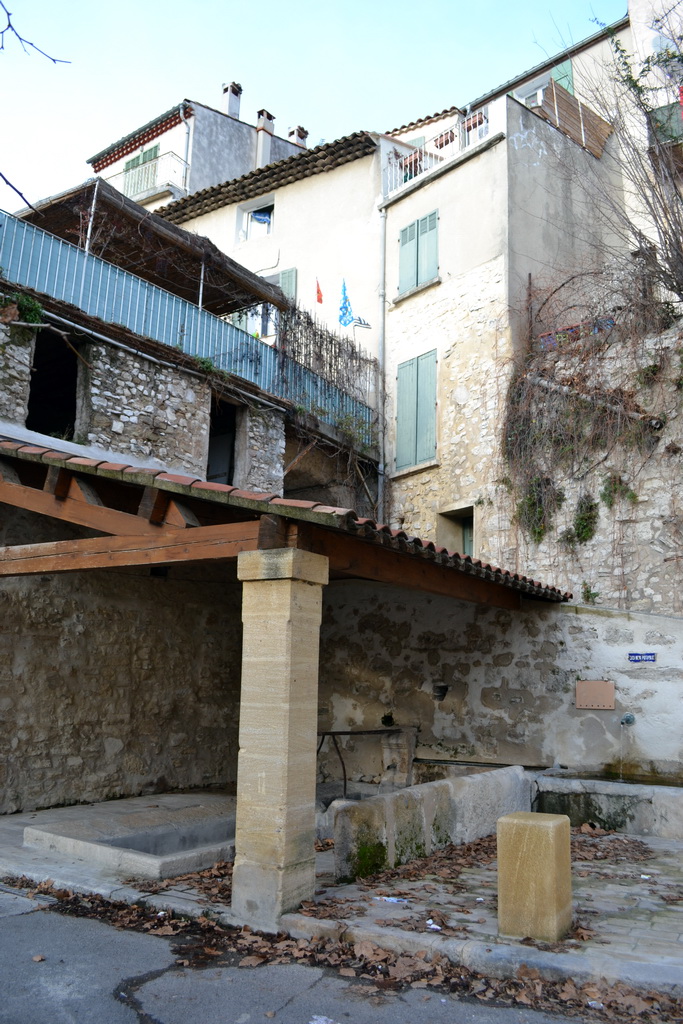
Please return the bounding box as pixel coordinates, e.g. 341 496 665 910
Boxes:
297 525 521 610
0 521 261 576
0 475 198 537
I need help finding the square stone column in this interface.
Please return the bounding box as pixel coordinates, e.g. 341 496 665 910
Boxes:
497 811 572 942
232 548 329 931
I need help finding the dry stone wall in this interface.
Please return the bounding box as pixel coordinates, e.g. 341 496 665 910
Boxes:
0 325 33 424
319 580 683 785
80 342 211 474
0 508 242 814
233 406 286 494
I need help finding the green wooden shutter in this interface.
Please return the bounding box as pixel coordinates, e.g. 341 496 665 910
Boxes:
233 310 248 332
124 154 141 171
396 357 418 469
279 267 297 301
462 516 474 556
141 144 160 164
417 211 438 285
399 222 418 294
551 59 574 95
415 349 437 464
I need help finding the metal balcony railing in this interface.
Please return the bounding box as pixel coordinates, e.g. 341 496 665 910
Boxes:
383 106 490 196
105 151 188 201
0 210 375 445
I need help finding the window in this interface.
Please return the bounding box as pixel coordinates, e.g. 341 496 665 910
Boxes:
123 145 159 198
237 196 275 242
232 269 296 340
398 211 438 294
437 506 474 556
207 396 236 484
395 349 436 470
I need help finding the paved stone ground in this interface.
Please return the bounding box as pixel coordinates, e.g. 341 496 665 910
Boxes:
1 800 681 997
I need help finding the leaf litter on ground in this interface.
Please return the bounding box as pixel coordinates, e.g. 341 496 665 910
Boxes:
1 827 677 1024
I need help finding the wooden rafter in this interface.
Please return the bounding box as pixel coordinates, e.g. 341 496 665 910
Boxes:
0 471 198 537
0 521 261 576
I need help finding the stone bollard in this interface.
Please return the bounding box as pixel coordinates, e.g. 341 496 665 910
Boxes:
497 811 572 942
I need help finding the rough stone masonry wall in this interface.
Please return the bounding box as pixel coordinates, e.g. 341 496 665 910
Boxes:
488 325 683 616
233 406 286 495
387 255 512 540
80 342 211 475
0 508 243 815
319 580 683 786
0 325 33 424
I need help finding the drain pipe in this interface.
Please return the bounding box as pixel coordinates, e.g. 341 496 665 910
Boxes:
377 206 387 522
179 103 191 192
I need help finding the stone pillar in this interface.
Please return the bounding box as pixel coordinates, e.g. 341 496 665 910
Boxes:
497 811 572 942
232 548 329 931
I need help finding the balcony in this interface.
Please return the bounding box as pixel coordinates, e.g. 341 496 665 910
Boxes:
104 151 189 204
383 106 491 196
0 210 375 446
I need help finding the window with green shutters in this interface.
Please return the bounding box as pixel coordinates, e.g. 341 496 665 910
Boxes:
550 60 574 96
398 211 438 294
395 349 437 469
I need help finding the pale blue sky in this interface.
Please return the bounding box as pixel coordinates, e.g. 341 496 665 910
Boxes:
1 0 627 210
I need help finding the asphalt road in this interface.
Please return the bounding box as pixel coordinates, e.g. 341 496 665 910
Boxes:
0 888 579 1024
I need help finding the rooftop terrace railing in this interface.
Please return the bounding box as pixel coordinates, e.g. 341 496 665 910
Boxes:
0 210 375 445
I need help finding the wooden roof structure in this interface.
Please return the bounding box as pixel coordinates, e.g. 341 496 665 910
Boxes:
0 439 571 608
20 179 288 316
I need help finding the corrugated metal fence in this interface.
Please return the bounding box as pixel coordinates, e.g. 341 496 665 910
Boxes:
0 211 374 444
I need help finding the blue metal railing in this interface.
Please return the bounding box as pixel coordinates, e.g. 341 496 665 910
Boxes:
0 211 374 444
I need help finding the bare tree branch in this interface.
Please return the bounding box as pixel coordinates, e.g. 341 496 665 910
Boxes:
0 1 69 63
0 169 38 212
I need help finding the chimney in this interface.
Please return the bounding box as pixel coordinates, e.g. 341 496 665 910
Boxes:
223 81 242 119
256 109 275 167
288 125 308 148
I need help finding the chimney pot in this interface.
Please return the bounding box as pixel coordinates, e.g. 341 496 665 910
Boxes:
288 125 308 148
256 110 275 166
223 81 242 119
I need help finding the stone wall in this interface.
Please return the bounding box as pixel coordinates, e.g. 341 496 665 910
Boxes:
0 508 242 814
386 256 511 542
319 580 683 785
79 343 211 475
0 325 33 424
233 406 286 494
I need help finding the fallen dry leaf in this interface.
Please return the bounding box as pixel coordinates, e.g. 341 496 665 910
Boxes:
32 955 45 962
239 955 266 967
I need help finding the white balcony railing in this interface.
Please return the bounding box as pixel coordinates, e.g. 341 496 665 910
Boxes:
105 151 188 202
383 106 490 196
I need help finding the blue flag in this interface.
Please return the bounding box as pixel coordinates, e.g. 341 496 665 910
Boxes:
339 279 354 327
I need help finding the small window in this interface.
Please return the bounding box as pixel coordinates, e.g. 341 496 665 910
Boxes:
237 197 275 242
550 60 574 96
395 349 436 470
398 211 438 294
437 506 475 556
25 330 78 441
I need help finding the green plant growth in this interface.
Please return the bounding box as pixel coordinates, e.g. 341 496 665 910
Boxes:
599 473 638 509
558 527 577 551
0 291 44 324
573 494 599 543
581 581 600 605
515 476 565 543
635 362 662 387
349 839 387 879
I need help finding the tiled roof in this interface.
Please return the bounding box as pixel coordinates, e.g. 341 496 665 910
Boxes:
158 132 378 224
87 103 192 171
0 438 571 603
386 106 462 138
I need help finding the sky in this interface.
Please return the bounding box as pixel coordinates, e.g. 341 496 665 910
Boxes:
1 0 628 211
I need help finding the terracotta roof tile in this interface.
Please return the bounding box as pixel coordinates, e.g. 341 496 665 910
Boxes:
0 437 571 602
158 132 378 225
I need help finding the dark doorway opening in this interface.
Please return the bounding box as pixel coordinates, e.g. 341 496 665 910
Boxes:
25 330 78 440
207 397 236 484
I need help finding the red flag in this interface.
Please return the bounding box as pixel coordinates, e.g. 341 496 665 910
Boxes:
316 279 323 304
